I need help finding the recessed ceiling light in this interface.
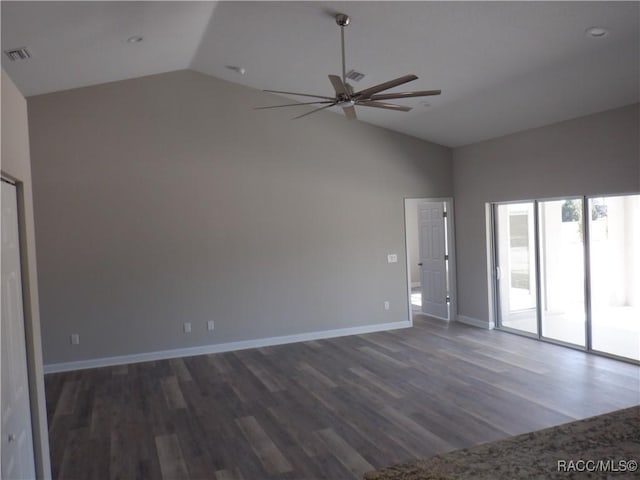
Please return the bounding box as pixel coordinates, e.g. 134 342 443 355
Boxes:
585 26 609 38
127 36 144 43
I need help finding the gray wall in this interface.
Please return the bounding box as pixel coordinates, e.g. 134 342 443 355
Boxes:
453 103 640 325
1 70 51 479
28 69 452 365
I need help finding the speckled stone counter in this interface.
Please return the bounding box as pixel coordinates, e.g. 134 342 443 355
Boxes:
364 406 640 480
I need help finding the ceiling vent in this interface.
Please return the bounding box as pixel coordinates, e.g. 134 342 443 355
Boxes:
346 69 365 82
4 47 31 61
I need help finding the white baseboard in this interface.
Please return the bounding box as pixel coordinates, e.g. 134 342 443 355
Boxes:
43 320 412 374
456 314 495 330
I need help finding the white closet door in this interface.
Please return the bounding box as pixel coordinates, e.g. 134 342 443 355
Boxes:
2 180 36 480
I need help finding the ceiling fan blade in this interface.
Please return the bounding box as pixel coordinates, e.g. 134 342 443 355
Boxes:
353 74 418 99
293 103 337 120
263 89 335 101
342 105 357 119
328 75 348 96
369 89 442 101
255 101 333 110
358 101 412 112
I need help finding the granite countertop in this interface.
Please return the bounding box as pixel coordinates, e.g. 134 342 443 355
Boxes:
364 406 640 480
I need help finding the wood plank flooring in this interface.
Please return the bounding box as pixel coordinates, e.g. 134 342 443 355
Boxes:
45 316 640 480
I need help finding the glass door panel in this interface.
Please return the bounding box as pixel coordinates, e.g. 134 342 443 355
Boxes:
495 202 538 334
589 195 640 361
538 199 586 346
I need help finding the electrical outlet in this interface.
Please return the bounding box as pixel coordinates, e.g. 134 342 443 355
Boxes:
387 254 398 263
207 320 215 331
384 301 390 311
183 322 191 334
70 334 80 345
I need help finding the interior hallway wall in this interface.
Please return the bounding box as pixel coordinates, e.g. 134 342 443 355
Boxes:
405 199 421 287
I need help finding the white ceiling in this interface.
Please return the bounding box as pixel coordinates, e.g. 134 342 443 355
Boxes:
2 1 639 147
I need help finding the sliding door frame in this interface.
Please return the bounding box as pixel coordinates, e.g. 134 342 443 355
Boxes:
491 192 640 365
491 200 540 339
533 200 543 343
582 197 593 353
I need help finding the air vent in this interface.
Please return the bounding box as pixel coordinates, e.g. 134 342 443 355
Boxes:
346 69 365 82
4 47 31 61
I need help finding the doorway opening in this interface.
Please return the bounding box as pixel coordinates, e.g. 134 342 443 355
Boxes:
405 198 456 323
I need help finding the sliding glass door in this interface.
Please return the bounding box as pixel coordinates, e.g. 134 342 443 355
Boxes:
494 202 538 335
494 194 639 362
538 199 586 346
589 195 640 361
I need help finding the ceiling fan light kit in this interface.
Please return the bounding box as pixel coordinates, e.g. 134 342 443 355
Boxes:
255 13 441 120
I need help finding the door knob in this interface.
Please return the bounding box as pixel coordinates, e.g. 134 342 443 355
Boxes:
8 433 16 443
418 262 423 266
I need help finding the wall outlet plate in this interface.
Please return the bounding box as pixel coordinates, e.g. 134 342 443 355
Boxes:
70 334 79 345
384 301 390 310
183 322 191 333
387 254 398 263
207 320 215 331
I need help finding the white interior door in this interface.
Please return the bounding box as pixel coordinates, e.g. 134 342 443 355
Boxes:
1 180 36 480
418 200 448 319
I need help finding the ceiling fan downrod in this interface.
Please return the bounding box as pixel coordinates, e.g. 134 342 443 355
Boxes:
335 14 351 86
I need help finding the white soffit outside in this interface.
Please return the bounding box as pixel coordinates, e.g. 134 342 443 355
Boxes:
2 1 639 147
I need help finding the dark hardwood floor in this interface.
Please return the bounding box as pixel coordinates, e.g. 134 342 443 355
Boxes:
45 316 640 480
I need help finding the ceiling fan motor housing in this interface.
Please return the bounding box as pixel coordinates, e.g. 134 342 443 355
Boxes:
336 14 351 26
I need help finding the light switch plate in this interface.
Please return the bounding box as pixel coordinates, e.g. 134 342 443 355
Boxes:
387 254 398 263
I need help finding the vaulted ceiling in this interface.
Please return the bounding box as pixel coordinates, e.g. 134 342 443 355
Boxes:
2 1 638 147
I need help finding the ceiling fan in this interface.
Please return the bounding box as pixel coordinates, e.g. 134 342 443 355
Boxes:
255 13 441 120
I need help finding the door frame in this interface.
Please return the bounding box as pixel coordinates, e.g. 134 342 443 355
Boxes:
493 201 539 332
404 197 457 325
0 173 51 479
